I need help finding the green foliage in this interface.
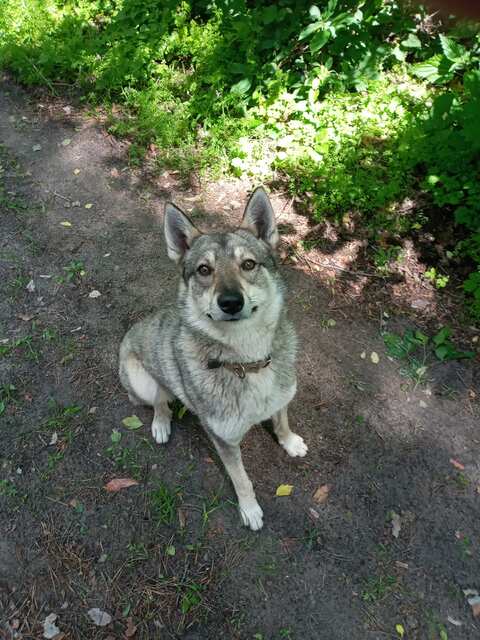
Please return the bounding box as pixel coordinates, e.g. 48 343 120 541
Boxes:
1 1 480 320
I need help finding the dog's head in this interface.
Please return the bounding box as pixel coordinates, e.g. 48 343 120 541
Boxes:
164 187 284 328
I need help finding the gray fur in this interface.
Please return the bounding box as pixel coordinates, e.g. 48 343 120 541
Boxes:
119 187 307 530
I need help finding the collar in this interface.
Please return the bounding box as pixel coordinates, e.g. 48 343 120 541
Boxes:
207 355 272 379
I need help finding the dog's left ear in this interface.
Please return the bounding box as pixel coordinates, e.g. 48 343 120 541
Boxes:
240 187 279 250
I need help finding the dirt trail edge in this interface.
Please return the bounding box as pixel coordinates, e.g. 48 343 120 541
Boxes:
1 78 479 640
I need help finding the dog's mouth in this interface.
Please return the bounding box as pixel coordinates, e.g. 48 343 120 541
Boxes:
207 306 258 322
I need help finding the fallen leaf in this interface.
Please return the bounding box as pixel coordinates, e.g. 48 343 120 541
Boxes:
276 484 293 497
89 290 101 298
26 279 35 293
308 507 320 520
104 478 139 492
32 144 42 152
73 168 81 175
391 511 401 538
395 623 405 638
165 545 176 556
87 608 112 626
122 415 143 430
178 508 187 529
313 484 331 504
49 432 58 446
450 458 465 470
125 617 137 638
60 221 72 227
447 616 462 627
43 613 60 639
370 351 380 364
61 138 71 146
84 203 93 209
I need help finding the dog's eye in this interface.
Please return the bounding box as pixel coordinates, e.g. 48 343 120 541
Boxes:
197 264 212 276
241 259 256 271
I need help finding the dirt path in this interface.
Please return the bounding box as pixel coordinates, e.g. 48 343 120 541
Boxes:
1 77 480 640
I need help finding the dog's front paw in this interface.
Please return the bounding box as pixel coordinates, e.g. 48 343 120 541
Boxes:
239 499 264 531
151 417 171 444
280 432 308 457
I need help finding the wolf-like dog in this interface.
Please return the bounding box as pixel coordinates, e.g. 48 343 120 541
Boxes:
119 187 307 530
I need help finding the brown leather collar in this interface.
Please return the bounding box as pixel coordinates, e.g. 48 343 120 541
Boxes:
207 355 272 379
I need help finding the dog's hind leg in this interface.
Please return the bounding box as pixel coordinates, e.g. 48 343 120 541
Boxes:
272 407 308 458
121 353 173 444
208 432 263 531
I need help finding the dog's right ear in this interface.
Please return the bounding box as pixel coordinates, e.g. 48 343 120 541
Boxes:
164 203 201 263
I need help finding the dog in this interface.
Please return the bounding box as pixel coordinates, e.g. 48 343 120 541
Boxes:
119 187 307 530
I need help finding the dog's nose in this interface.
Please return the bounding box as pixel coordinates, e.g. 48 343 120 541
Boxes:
218 290 244 315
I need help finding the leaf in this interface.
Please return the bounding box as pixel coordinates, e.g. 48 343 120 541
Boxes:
125 617 137 638
89 290 101 298
276 484 293 497
32 144 42 152
84 203 93 209
439 34 466 62
43 613 60 639
61 138 72 146
435 345 449 361
313 484 331 504
401 33 421 49
73 168 81 175
391 511 401 538
104 478 139 492
310 30 330 53
395 624 405 638
433 326 452 346
370 351 379 364
110 429 122 444
87 608 112 626
450 458 465 470
0 401 5 416
122 415 143 430
299 22 322 41
230 78 251 96
411 56 441 82
309 5 321 20
165 545 176 556
439 629 448 640
60 221 72 227
177 405 187 419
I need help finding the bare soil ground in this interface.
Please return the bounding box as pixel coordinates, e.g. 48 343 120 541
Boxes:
1 76 480 640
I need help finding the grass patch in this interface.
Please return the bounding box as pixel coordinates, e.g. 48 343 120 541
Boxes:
149 481 178 526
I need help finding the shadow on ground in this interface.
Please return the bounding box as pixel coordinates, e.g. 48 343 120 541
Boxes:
1 78 479 640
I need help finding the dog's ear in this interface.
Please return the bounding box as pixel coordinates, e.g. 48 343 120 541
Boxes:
164 203 201 263
240 187 279 249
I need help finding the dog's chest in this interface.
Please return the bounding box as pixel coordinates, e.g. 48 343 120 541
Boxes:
204 366 296 442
